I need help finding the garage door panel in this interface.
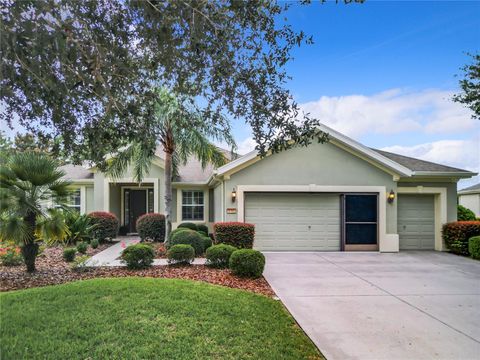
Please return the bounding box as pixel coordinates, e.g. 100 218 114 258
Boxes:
398 194 435 250
245 193 341 251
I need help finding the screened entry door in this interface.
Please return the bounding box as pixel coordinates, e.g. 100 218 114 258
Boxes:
342 194 378 251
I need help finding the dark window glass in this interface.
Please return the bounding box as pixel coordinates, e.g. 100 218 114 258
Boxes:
182 190 204 220
148 189 154 213
345 224 377 245
345 195 377 222
124 190 130 225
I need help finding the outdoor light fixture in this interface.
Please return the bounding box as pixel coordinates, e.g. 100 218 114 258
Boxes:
387 190 395 204
231 188 237 202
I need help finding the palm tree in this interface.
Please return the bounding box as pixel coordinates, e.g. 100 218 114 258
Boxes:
0 152 71 272
107 88 236 236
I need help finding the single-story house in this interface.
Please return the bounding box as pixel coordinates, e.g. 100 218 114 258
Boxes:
458 183 480 217
62 125 476 252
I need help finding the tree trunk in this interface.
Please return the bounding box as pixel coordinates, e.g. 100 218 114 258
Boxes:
22 211 38 272
21 243 39 273
164 150 173 241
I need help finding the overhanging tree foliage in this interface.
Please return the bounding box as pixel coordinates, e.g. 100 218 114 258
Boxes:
0 0 350 164
453 53 480 120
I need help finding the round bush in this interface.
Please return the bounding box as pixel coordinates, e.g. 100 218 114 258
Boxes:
87 212 119 242
469 236 480 260
76 242 88 254
90 239 99 249
167 244 195 265
206 244 237 268
229 249 265 278
136 213 166 242
458 205 476 221
202 236 213 251
63 247 76 262
120 244 155 270
168 230 204 256
168 227 190 242
197 224 209 236
177 222 198 231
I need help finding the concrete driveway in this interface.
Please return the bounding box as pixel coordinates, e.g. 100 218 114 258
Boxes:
263 251 480 360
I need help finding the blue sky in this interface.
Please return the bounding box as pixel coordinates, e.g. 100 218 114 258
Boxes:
230 0 479 188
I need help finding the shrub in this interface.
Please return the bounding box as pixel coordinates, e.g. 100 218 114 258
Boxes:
229 249 265 278
197 223 209 236
442 221 480 256
214 222 255 249
90 239 99 249
70 255 91 272
88 212 119 242
64 212 96 244
120 244 155 270
177 222 198 231
136 213 166 242
202 236 213 251
168 230 204 255
168 227 190 242
76 242 88 254
63 247 76 262
167 244 195 265
0 244 23 266
469 236 480 260
206 244 237 268
458 205 476 221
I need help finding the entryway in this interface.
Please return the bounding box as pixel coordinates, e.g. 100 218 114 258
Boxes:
123 187 154 233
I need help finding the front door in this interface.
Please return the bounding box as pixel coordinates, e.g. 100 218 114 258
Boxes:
128 190 147 233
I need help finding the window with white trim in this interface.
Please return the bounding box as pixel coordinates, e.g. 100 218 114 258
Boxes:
182 190 204 221
67 189 81 213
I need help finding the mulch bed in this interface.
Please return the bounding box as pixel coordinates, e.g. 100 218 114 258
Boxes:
0 246 274 297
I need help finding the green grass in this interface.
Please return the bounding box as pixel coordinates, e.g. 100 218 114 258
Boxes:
1 278 323 360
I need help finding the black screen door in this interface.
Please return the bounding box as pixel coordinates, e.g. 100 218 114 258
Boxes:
128 190 147 233
342 194 378 251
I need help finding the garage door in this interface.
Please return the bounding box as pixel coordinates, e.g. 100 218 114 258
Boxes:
398 194 435 250
245 193 340 251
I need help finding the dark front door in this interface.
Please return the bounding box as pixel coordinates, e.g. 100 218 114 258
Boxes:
128 190 147 233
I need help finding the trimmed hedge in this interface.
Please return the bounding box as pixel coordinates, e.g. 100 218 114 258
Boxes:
229 249 265 278
76 242 88 254
63 248 76 262
88 212 119 242
177 222 198 231
136 213 166 242
167 229 204 256
202 236 213 251
168 228 189 242
442 221 480 256
90 239 99 249
458 205 476 221
469 236 480 260
197 224 209 236
167 244 195 265
206 244 237 268
120 244 155 269
214 222 255 249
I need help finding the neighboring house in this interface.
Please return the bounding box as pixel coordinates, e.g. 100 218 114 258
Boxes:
458 183 480 217
62 125 476 252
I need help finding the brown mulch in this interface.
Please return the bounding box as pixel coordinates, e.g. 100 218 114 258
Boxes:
0 246 274 297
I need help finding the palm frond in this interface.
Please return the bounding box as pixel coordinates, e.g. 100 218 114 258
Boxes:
36 209 70 245
105 144 136 180
0 215 33 245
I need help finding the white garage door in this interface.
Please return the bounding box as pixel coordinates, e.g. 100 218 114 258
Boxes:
398 194 435 250
245 193 340 251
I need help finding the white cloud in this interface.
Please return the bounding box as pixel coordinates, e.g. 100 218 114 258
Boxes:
300 88 475 138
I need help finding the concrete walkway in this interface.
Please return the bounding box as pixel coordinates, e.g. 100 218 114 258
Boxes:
85 236 206 267
263 251 480 360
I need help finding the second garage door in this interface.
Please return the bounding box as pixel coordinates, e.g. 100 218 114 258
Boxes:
245 193 340 251
398 194 435 250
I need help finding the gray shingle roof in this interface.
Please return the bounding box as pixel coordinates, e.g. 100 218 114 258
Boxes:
372 149 469 173
60 164 94 180
459 183 480 194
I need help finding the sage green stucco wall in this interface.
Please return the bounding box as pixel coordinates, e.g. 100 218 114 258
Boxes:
85 186 94 214
222 142 398 233
398 181 458 222
213 184 223 222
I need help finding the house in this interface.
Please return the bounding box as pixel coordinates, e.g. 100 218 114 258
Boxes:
458 183 480 217
62 125 476 252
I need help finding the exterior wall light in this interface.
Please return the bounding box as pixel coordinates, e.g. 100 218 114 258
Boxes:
231 188 237 203
387 190 395 204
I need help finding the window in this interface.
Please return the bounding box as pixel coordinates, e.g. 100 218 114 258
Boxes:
68 189 81 213
182 190 204 221
148 189 154 213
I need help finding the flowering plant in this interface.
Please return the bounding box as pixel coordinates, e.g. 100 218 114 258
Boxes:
0 244 23 266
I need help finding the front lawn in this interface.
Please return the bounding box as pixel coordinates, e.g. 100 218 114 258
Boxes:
1 278 323 360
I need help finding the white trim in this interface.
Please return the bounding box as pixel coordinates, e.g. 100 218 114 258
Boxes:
397 186 448 251
80 186 86 215
235 185 393 252
178 189 207 223
103 177 159 214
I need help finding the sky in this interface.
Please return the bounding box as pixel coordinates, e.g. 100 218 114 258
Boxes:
229 0 480 188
